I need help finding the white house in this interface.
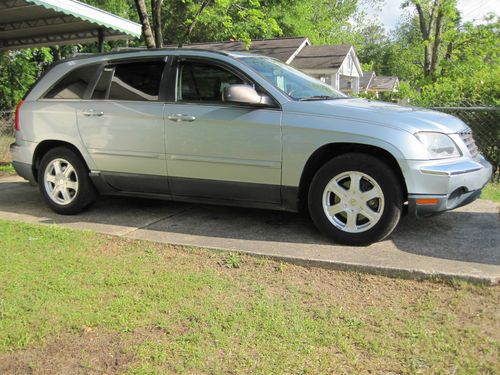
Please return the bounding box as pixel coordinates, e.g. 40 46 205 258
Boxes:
360 71 400 97
290 44 363 94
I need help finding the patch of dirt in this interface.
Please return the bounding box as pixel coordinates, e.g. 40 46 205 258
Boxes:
0 330 134 375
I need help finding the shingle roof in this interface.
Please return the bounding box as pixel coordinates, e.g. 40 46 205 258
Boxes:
290 44 352 69
176 37 310 63
360 71 376 91
371 76 399 91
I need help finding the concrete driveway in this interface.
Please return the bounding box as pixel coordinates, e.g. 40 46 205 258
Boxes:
1 175 499 284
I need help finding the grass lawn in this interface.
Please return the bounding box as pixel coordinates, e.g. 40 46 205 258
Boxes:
0 162 15 175
0 220 498 374
481 181 500 202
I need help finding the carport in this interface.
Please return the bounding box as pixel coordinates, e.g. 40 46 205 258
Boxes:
0 0 141 52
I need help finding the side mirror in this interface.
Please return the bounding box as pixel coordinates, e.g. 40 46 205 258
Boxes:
223 84 274 106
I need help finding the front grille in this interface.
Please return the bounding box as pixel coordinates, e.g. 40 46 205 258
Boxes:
459 129 479 158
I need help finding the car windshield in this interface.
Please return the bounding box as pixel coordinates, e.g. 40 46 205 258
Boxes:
237 55 348 101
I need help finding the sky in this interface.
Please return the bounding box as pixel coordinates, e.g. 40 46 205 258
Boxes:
362 0 500 31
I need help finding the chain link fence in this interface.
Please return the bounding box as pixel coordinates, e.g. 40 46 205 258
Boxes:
0 110 15 164
432 106 499 179
0 107 498 179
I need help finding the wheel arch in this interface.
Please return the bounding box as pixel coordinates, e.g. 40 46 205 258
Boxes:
297 143 408 212
32 140 90 182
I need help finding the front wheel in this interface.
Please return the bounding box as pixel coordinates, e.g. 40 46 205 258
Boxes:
308 153 403 245
38 147 96 215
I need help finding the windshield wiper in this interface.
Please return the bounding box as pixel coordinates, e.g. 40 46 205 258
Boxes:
298 95 341 101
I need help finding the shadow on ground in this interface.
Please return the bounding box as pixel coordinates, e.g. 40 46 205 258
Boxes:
1 179 499 268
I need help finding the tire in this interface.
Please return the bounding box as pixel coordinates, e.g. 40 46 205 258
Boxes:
38 146 96 215
308 153 403 245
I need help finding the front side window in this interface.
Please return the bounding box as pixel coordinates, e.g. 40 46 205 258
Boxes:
177 62 245 103
238 56 347 101
92 61 165 101
45 64 98 99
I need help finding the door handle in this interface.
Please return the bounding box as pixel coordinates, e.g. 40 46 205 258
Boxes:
167 114 196 122
82 109 104 117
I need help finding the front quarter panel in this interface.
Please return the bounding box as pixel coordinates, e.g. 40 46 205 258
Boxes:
281 109 426 188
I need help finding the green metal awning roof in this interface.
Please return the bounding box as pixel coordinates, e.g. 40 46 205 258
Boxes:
0 0 141 51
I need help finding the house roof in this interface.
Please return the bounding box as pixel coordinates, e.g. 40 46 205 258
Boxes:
370 76 399 91
0 0 141 51
177 37 310 63
290 44 352 70
360 71 376 91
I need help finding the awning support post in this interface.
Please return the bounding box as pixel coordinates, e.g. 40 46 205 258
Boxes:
98 29 104 52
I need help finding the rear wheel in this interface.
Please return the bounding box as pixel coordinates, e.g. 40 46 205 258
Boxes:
308 153 403 245
38 147 96 215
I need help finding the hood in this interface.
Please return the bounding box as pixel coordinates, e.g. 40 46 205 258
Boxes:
284 98 467 134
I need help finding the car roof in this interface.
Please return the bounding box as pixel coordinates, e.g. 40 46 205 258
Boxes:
53 48 258 67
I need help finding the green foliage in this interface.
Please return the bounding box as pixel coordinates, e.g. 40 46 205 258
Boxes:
159 0 282 46
224 252 241 269
412 18 500 107
0 163 15 174
481 182 500 201
264 0 361 44
0 49 53 110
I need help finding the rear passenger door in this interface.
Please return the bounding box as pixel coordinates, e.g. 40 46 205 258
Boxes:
76 58 169 193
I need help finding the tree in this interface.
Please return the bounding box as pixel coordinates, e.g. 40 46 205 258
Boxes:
403 0 458 78
0 49 53 110
264 0 360 44
152 0 164 48
178 0 211 47
134 0 155 49
168 0 281 45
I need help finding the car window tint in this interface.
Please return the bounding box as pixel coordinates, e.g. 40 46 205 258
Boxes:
108 61 164 101
178 62 244 103
44 64 98 99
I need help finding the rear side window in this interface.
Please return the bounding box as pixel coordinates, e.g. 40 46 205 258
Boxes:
44 64 98 99
93 61 164 101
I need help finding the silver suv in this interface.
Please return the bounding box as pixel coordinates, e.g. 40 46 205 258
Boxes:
11 49 492 245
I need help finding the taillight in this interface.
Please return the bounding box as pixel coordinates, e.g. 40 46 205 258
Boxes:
15 99 24 131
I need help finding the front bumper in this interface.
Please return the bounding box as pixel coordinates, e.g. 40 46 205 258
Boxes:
405 156 492 217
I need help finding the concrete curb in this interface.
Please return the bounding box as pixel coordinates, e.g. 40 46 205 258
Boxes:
126 237 499 286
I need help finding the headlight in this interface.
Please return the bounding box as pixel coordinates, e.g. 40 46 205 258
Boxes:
415 132 461 159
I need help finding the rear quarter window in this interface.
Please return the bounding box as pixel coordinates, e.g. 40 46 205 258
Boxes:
44 64 99 99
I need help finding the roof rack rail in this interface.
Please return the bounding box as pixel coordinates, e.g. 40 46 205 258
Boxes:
111 47 148 52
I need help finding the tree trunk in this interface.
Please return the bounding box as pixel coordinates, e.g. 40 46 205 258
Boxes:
50 46 61 62
414 2 434 77
134 0 155 49
444 41 453 61
430 9 444 77
178 0 210 47
151 0 163 48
